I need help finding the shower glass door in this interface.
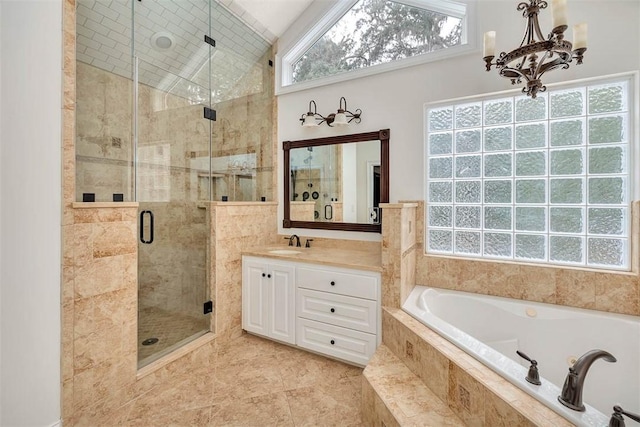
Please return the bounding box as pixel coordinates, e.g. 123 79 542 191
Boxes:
134 0 213 368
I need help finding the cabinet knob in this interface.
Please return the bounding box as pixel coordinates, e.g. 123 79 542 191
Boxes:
330 281 335 286
330 340 335 345
267 274 271 278
262 273 266 277
330 308 335 313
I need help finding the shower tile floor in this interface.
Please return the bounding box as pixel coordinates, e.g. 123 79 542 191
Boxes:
138 305 210 365
97 333 364 426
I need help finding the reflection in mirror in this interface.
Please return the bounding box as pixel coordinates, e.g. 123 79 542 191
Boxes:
283 129 389 233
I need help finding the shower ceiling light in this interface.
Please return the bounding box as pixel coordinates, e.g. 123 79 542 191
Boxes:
151 32 175 51
300 97 362 127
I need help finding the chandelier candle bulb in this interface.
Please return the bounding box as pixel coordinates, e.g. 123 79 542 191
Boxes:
483 31 496 58
551 0 568 29
573 23 587 49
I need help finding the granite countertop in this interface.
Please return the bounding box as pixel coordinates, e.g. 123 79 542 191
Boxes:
243 245 382 272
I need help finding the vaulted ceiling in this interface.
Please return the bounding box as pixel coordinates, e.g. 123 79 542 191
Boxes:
76 0 312 102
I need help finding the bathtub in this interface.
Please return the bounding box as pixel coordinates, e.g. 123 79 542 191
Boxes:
402 286 640 427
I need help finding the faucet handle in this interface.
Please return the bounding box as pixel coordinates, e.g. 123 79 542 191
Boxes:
516 350 541 385
284 236 292 246
305 239 313 248
610 406 640 427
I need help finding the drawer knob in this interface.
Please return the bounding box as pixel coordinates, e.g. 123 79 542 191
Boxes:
330 281 335 286
330 308 335 313
330 340 335 345
267 274 271 278
262 273 266 277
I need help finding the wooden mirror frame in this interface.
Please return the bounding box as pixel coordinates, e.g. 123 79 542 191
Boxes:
283 129 389 233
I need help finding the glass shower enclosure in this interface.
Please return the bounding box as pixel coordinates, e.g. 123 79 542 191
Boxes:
75 0 273 367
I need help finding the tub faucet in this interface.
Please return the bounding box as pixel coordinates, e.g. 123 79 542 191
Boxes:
558 349 617 411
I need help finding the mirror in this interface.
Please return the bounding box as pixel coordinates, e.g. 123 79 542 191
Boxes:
283 129 389 233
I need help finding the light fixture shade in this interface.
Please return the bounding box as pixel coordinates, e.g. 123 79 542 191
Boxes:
333 112 348 126
303 114 318 127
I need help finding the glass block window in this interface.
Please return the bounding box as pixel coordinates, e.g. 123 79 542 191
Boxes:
425 76 633 270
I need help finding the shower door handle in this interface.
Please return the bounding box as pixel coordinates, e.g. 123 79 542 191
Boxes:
140 210 154 244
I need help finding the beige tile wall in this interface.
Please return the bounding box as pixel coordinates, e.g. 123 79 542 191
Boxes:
381 203 418 307
410 200 640 317
209 202 278 342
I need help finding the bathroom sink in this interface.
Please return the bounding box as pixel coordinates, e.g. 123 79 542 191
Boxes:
268 249 301 255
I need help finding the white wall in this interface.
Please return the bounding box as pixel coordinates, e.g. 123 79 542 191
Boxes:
0 1 62 426
277 0 640 240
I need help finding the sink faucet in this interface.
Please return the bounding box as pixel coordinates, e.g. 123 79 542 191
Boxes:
288 234 301 247
558 349 616 411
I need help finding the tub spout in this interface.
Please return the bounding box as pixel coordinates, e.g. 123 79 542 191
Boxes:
558 349 617 411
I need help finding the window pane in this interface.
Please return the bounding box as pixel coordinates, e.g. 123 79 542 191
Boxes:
429 132 452 155
484 153 512 177
588 208 624 235
588 146 626 174
550 236 583 263
455 155 481 178
588 177 625 204
550 149 583 175
484 207 511 230
588 238 624 266
455 181 481 203
429 206 452 227
550 207 583 233
484 126 512 151
429 230 452 252
515 207 546 232
455 103 481 128
589 116 625 144
550 89 585 118
515 179 545 203
455 231 481 254
515 95 547 122
589 84 626 114
550 119 584 146
429 107 453 131
484 98 513 125
429 157 452 178
455 206 481 229
515 234 546 260
515 151 546 176
484 233 512 257
455 129 481 153
484 180 512 204
516 123 547 149
550 178 583 204
429 181 452 203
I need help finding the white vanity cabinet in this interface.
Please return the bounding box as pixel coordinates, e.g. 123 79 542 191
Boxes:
295 265 380 366
241 255 381 366
242 256 296 345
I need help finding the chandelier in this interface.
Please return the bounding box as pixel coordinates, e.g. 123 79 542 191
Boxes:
483 0 587 98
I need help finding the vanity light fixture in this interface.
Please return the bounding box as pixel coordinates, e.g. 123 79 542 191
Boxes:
483 0 587 98
300 97 362 127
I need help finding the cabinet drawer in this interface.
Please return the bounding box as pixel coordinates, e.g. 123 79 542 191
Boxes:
296 318 377 366
297 266 378 300
297 288 377 334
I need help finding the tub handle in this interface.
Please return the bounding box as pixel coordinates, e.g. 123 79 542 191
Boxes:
609 405 640 427
516 350 542 386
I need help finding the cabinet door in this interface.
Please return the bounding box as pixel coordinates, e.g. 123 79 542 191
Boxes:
268 263 296 344
242 259 268 336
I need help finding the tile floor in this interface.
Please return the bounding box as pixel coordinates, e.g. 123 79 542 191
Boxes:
138 305 209 365
94 333 364 426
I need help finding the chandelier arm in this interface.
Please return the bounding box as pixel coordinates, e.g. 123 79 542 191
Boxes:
536 56 571 78
499 66 530 83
